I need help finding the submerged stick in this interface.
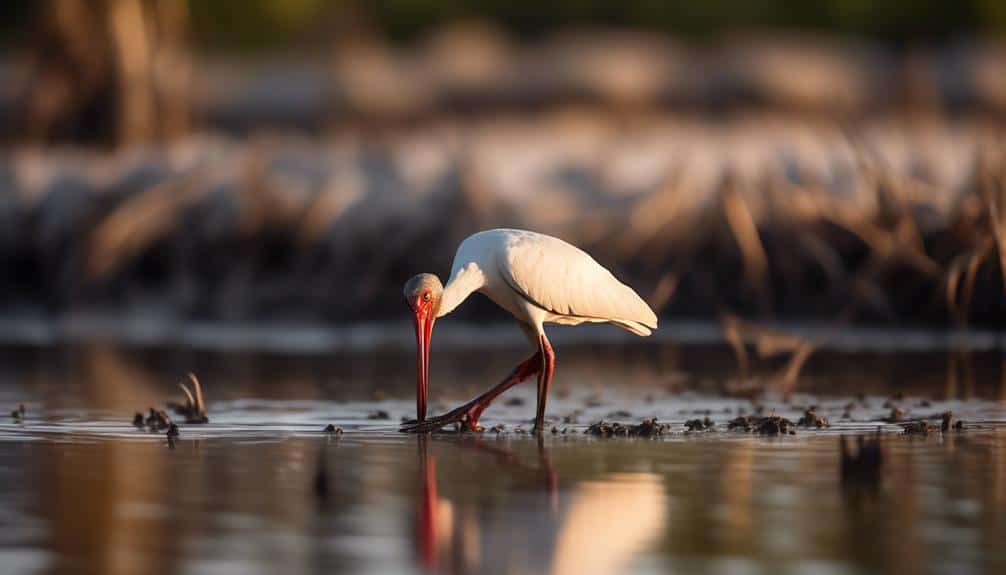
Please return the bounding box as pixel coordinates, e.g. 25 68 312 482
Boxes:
188 373 206 415
167 373 208 423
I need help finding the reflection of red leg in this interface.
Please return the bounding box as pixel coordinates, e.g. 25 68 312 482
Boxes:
534 335 555 432
536 434 559 514
401 352 542 433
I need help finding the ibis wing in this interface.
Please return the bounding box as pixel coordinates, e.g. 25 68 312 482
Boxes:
497 232 658 332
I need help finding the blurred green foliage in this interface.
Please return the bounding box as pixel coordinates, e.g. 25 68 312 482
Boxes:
2 0 1004 52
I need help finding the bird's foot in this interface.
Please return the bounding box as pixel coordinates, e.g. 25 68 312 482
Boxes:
400 403 484 433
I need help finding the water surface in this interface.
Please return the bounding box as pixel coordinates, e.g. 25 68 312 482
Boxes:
0 332 1004 575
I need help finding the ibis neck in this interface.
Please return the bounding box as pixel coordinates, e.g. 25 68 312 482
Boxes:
437 263 485 318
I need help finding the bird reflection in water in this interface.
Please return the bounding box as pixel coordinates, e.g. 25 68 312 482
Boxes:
416 436 441 571
413 436 665 575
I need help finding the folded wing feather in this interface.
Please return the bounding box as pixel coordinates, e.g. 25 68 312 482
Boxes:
496 230 658 334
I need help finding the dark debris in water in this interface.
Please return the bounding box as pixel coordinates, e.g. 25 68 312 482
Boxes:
901 421 936 435
585 420 626 437
632 418 671 437
10 403 25 421
324 424 343 435
166 373 209 424
882 408 907 423
901 411 962 435
144 408 173 432
586 418 670 438
797 409 830 428
367 410 391 420
684 417 714 432
728 415 796 435
504 397 525 407
139 375 199 431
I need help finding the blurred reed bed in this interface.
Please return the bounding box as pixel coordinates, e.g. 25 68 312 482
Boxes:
2 113 1004 326
126 33 1006 129
6 26 1006 142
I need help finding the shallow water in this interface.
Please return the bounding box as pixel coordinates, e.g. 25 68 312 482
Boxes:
0 332 1005 575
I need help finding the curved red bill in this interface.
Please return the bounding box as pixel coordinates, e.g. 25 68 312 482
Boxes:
413 309 433 422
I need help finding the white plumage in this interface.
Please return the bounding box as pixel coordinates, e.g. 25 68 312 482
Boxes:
440 229 658 336
404 228 658 432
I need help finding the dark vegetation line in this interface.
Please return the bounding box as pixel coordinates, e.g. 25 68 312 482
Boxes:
5 0 1004 49
2 118 1004 326
1 2 1004 327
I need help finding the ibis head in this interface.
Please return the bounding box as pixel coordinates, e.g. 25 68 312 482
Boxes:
404 273 443 422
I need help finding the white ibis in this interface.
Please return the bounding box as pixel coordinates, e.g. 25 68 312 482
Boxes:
401 228 658 432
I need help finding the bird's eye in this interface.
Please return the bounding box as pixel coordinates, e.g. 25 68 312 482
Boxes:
423 292 431 302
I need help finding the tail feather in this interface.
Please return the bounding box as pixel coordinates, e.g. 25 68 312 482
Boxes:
611 319 654 337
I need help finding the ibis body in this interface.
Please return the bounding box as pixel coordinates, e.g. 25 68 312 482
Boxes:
403 228 658 432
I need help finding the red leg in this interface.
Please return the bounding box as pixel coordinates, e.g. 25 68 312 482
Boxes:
534 334 555 432
401 352 542 433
